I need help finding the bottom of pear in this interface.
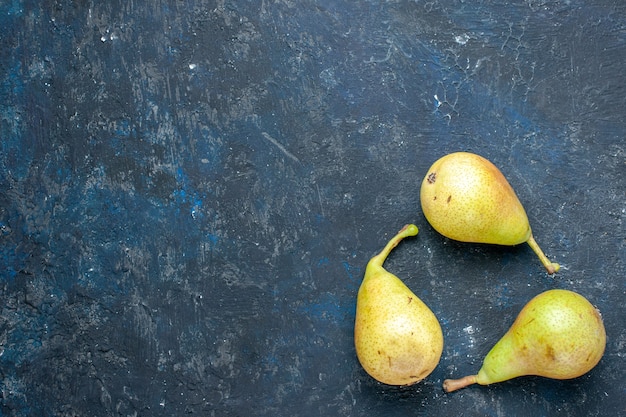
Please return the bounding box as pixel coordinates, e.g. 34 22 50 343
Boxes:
443 375 477 393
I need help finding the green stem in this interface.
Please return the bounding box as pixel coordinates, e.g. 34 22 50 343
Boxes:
370 224 419 268
526 233 560 274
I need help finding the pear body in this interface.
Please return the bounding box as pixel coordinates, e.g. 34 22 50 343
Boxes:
354 225 443 386
420 152 531 245
476 289 606 385
443 289 606 393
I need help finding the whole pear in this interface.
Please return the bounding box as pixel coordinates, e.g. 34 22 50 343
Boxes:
420 152 560 274
354 224 443 386
443 289 606 393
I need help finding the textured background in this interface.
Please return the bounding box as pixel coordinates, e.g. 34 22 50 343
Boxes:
1 1 625 416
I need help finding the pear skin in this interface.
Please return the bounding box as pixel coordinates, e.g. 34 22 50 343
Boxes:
420 152 560 274
354 224 443 386
443 289 606 393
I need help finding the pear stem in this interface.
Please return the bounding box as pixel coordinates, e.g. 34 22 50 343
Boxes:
370 224 419 267
443 375 478 393
526 234 560 274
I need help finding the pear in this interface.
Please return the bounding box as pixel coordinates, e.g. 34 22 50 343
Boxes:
443 289 606 393
354 224 443 386
420 152 560 274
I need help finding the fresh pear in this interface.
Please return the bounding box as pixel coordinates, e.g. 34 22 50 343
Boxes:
443 289 606 393
420 152 560 274
354 224 443 386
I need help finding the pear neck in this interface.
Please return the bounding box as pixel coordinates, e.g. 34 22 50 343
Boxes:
477 333 526 385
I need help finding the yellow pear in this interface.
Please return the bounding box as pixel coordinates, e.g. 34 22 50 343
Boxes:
420 152 560 274
443 289 606 393
354 224 443 386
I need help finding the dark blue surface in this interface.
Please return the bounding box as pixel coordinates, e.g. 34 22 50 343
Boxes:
1 1 625 416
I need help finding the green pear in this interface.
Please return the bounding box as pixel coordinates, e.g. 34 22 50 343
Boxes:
354 224 443 386
420 152 560 274
443 289 606 393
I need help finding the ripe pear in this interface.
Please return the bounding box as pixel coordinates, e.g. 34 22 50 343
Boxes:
354 224 443 386
420 152 560 274
443 289 606 393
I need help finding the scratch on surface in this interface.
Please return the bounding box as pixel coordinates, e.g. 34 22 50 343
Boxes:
261 132 300 163
316 183 325 216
